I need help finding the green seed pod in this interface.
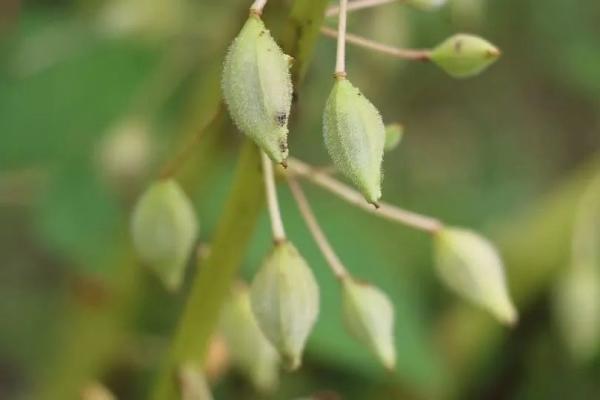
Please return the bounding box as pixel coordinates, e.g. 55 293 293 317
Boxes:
430 34 500 78
341 276 396 369
323 77 385 204
250 241 319 370
553 175 600 362
433 227 517 325
554 265 600 362
222 15 293 164
220 283 279 392
384 123 404 152
130 179 197 290
406 0 447 11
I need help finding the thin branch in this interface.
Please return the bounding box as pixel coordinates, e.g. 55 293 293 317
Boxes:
335 0 349 75
287 158 443 233
326 0 399 17
288 178 348 279
250 0 268 15
261 151 287 243
321 27 431 61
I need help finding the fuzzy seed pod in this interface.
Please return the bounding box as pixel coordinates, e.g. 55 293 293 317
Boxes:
341 276 396 369
434 227 517 325
430 34 501 78
323 77 386 204
406 0 447 11
250 241 319 370
222 15 293 164
220 284 279 392
384 123 404 152
131 179 197 290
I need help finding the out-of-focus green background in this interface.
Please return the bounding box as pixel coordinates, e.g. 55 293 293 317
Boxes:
1 0 599 399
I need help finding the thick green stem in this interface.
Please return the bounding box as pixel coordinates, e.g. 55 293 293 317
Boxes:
151 141 264 400
150 1 329 398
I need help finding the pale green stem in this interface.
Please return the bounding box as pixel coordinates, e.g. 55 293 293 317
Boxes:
261 151 287 243
250 0 268 14
151 141 264 400
321 26 431 61
288 178 348 279
287 158 443 233
326 0 400 17
335 0 349 74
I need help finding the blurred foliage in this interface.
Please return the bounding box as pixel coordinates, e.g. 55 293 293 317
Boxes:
1 0 599 399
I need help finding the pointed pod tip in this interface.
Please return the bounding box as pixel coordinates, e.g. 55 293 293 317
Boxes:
383 358 396 372
487 47 502 59
282 353 301 371
498 304 519 327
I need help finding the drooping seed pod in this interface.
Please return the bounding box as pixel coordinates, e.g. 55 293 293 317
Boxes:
130 179 197 290
97 117 153 184
430 34 500 78
250 241 319 370
222 15 293 165
323 77 386 204
384 123 404 152
220 283 279 392
553 176 600 362
554 264 600 362
341 276 396 370
433 227 517 325
406 0 447 11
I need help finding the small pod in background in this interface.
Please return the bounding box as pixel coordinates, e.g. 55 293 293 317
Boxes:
220 283 280 392
130 179 197 290
323 77 386 204
384 123 404 152
430 34 501 78
341 276 396 370
250 241 320 370
222 15 293 165
433 227 517 325
554 264 600 362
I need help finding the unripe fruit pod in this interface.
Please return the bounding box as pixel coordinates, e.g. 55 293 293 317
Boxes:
323 77 385 204
220 284 279 392
222 15 293 165
341 276 396 370
384 123 404 152
433 227 517 325
430 34 500 78
250 241 320 370
406 0 447 11
554 264 600 362
130 179 197 290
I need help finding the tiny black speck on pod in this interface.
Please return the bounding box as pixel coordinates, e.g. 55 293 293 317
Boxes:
222 15 293 165
323 76 385 204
